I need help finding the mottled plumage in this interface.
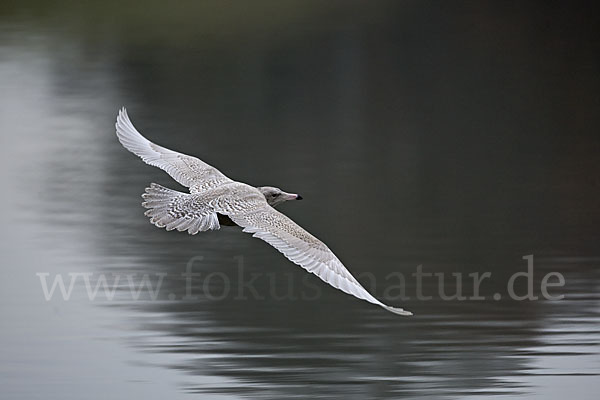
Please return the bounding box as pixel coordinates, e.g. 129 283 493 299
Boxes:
115 108 412 316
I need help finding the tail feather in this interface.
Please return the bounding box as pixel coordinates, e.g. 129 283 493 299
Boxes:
141 183 219 234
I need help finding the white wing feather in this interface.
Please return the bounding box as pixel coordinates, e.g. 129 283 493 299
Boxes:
115 108 232 192
230 206 413 316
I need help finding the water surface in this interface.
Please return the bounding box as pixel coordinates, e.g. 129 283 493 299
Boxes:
1 2 599 399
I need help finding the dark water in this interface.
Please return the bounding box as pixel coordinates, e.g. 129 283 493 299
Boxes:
1 1 599 399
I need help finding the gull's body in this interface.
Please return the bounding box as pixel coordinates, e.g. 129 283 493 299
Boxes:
115 108 412 316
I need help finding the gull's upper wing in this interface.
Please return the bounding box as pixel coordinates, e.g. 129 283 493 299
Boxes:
228 205 413 316
115 108 232 192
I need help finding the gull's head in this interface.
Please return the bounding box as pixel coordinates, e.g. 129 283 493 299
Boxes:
258 186 303 207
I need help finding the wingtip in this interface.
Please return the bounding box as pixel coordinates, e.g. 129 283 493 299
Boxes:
384 305 414 316
115 106 137 140
115 107 125 129
116 106 128 123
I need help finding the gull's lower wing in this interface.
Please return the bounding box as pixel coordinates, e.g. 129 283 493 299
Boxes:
229 206 413 316
115 108 232 192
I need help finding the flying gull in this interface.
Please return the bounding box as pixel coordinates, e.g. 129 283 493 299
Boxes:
115 108 412 316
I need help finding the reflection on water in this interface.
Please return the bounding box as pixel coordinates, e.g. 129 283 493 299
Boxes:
1 2 599 399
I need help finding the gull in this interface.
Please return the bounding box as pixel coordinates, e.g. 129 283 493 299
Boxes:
115 108 412 316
